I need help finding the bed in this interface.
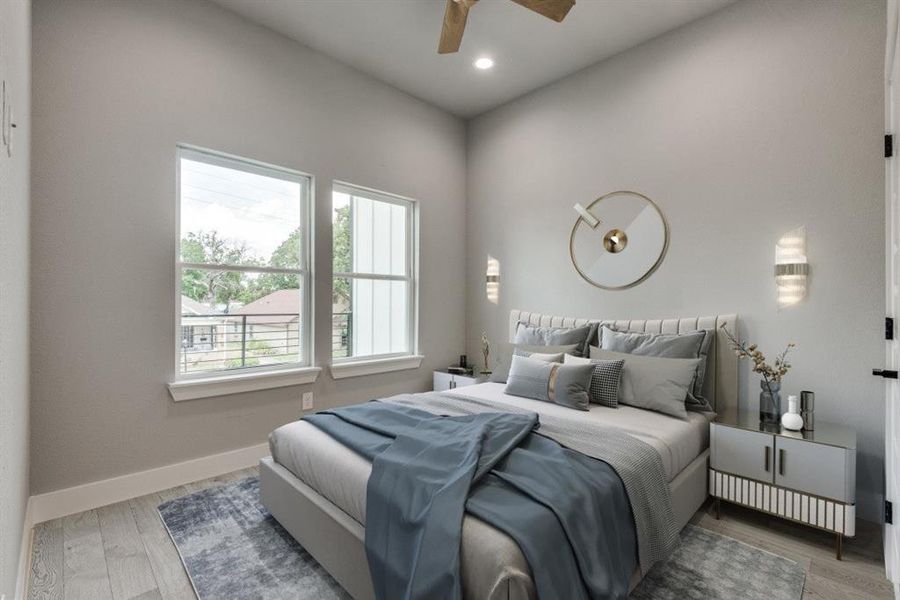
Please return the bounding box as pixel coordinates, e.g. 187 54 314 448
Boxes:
260 310 738 599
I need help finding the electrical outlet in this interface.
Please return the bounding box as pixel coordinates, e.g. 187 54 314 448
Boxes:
302 391 314 411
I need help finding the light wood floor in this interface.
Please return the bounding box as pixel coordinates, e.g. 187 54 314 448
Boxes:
28 467 894 600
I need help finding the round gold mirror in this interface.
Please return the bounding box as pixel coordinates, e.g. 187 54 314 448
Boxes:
569 191 668 290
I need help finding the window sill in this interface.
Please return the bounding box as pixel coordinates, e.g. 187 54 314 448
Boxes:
330 355 425 380
167 366 322 402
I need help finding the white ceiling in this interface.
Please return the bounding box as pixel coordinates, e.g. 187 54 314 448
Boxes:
212 0 736 118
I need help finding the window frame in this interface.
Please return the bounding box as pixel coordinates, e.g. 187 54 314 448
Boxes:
173 145 315 381
331 181 419 365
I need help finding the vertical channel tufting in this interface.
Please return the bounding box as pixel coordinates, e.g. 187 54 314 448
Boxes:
679 317 699 333
645 320 662 334
697 316 716 332
661 319 678 334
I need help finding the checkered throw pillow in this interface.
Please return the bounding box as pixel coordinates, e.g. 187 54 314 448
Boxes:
564 354 625 407
588 359 625 407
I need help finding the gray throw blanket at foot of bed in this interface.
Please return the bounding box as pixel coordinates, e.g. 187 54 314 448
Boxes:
305 401 639 600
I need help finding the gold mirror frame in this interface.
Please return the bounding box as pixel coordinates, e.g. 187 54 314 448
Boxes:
568 191 669 290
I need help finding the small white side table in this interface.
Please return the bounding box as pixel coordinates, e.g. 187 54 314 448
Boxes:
433 370 487 391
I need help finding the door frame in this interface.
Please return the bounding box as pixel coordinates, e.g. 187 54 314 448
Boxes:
885 1 900 595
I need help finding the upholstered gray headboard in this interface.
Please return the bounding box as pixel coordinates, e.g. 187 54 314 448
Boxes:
509 309 739 413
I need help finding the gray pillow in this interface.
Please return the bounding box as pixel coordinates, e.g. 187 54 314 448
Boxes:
514 343 579 357
504 355 592 411
563 354 625 408
590 347 701 419
515 350 564 362
600 326 714 412
514 322 598 357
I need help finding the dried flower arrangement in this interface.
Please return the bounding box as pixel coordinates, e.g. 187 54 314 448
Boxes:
720 323 795 387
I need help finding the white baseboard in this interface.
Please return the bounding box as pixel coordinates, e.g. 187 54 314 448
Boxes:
29 442 269 526
14 497 34 600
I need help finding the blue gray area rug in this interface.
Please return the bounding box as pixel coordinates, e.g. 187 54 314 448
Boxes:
159 477 805 600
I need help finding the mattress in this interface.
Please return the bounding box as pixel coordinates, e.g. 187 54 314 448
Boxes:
269 382 709 527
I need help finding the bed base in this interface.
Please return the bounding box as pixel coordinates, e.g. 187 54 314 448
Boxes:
260 448 710 600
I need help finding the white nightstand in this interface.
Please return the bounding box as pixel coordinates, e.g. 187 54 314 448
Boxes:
433 370 487 391
709 410 856 559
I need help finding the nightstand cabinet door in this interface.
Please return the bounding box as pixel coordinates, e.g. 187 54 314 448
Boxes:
711 424 774 483
433 372 454 392
774 437 856 503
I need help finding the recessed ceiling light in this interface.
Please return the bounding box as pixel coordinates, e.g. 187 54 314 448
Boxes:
474 57 494 70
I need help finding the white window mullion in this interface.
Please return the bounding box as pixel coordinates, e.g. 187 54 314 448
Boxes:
179 262 304 276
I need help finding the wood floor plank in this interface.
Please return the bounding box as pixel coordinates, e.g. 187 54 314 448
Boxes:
128 493 196 600
156 485 192 503
29 522 64 600
809 555 895 598
62 511 113 600
97 501 161 600
804 572 890 600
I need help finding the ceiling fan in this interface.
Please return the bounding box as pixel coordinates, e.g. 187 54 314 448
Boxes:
438 0 576 54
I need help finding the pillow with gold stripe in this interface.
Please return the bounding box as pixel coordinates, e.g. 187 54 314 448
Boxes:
504 355 592 411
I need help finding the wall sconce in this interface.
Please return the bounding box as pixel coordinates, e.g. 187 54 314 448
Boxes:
775 226 809 309
486 255 500 304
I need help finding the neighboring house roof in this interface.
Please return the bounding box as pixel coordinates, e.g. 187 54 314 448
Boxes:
181 295 219 316
232 289 300 325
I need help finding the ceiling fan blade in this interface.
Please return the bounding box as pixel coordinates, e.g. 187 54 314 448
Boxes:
438 0 475 54
509 0 575 22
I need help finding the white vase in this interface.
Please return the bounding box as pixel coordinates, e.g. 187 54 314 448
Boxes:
781 395 804 431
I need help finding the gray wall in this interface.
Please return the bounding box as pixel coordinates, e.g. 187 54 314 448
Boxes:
0 0 30 595
466 0 886 520
31 0 466 494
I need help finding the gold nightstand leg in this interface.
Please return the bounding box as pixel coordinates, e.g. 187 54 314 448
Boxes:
836 533 843 560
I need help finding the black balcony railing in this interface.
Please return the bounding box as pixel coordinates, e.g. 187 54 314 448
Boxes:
180 313 300 374
180 311 353 374
332 312 352 358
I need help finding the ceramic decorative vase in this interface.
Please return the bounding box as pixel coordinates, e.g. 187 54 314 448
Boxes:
759 380 782 424
781 395 804 431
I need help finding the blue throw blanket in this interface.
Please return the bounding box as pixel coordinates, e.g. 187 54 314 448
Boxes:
305 401 637 600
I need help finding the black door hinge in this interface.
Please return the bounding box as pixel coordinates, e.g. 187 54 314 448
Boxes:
887 134 894 158
886 501 893 524
873 368 899 379
888 317 894 340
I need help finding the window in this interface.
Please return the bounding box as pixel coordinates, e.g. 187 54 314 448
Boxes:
176 146 312 377
332 183 417 362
